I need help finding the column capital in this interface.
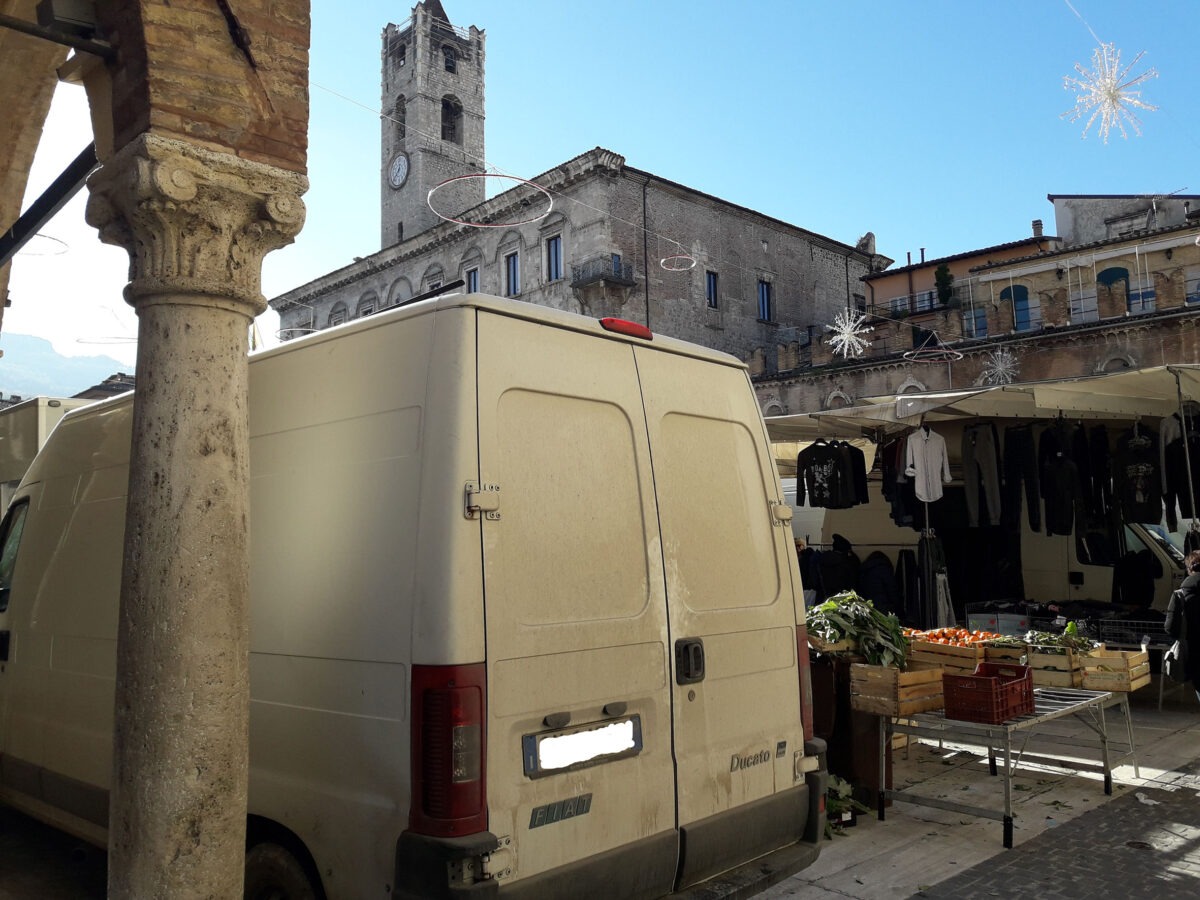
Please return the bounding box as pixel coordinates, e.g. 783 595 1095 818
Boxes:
86 133 308 318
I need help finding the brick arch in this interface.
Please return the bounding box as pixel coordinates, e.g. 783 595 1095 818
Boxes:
825 389 854 410
1095 353 1136 374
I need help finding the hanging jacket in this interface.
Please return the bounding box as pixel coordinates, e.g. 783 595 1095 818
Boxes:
859 551 898 615
1112 425 1163 524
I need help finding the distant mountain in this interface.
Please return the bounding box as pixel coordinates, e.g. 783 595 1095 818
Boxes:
0 333 134 400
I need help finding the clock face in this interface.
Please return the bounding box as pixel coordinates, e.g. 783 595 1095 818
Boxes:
388 152 409 189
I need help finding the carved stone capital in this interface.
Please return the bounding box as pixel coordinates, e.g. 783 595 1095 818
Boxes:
86 134 308 318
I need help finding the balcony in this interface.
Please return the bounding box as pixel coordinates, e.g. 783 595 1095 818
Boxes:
872 286 972 319
571 256 636 289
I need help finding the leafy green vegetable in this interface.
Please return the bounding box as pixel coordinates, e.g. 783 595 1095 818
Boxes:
807 590 910 667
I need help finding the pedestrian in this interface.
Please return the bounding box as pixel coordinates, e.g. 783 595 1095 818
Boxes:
1165 548 1200 704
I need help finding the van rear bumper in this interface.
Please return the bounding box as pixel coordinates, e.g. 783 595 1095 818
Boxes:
394 740 828 900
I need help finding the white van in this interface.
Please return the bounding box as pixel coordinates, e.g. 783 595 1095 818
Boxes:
0 294 827 899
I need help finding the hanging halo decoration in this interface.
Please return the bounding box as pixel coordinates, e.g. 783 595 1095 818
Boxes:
427 173 553 227
980 347 1020 385
17 233 69 256
828 308 874 359
659 254 697 271
903 346 964 363
903 330 963 363
1062 42 1157 143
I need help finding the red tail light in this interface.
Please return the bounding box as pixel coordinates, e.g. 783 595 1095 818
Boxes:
410 664 487 836
599 317 653 340
795 625 815 742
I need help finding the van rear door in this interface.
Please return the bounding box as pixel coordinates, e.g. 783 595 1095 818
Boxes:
475 311 678 894
633 346 807 889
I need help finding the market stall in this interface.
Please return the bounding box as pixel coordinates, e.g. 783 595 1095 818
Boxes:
771 365 1200 627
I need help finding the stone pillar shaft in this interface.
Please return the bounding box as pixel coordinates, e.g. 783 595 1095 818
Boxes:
86 132 305 898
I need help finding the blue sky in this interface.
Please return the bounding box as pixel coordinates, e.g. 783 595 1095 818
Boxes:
6 0 1197 369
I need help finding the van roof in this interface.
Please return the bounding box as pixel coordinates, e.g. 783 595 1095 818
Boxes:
265 292 747 369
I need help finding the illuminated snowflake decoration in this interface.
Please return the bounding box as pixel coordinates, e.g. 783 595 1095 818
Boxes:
980 348 1020 386
1062 42 1157 143
828 308 873 359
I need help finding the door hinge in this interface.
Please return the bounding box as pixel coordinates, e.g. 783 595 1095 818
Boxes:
465 481 501 520
770 500 793 527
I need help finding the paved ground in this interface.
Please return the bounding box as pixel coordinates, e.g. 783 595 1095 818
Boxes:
762 678 1200 899
1 679 1198 899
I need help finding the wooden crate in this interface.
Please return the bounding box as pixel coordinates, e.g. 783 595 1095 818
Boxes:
808 633 856 654
908 641 985 675
983 645 1027 664
850 663 944 716
1081 649 1151 692
1027 647 1083 688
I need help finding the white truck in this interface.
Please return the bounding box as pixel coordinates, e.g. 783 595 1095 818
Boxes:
0 294 827 899
0 396 90 512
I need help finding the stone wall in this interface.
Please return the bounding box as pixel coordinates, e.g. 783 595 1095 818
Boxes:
760 226 1200 415
273 149 877 372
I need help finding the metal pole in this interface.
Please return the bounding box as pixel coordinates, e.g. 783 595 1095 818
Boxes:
1173 369 1198 532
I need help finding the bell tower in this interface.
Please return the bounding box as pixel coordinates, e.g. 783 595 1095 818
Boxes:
381 1 486 248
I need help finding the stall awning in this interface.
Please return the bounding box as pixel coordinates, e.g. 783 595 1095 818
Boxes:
766 365 1200 445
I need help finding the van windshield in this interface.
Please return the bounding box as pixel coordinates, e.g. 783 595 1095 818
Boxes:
1136 523 1186 566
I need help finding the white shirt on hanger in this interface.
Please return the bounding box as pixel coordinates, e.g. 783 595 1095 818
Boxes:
905 426 952 502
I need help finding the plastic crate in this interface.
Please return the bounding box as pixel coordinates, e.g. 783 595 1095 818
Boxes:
1092 617 1170 648
943 663 1034 725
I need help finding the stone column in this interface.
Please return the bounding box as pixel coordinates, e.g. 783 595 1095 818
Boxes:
86 132 305 899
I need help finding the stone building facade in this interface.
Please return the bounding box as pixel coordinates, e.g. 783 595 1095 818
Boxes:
759 195 1200 415
270 2 888 373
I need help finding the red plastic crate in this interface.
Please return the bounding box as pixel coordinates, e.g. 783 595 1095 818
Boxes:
942 663 1034 724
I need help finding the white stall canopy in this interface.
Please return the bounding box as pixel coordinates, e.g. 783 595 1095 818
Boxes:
766 364 1200 445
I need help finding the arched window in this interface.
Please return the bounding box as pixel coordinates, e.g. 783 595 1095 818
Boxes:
388 277 413 306
393 95 406 143
357 291 379 318
441 96 463 144
328 303 348 327
443 45 457 73
1001 285 1040 331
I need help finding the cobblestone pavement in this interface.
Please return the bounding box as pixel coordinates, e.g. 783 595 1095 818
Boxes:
913 758 1200 899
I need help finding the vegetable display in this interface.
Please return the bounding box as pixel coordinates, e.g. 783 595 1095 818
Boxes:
807 591 909 668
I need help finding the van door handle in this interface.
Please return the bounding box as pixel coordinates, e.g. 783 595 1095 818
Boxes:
675 638 705 685
0 630 9 662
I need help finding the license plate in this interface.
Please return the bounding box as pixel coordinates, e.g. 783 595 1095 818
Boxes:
522 715 643 778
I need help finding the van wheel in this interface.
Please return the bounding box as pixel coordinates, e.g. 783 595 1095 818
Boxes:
244 841 319 900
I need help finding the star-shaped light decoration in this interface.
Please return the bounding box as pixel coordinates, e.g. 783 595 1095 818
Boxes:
980 348 1020 386
1062 42 1157 143
828 308 873 359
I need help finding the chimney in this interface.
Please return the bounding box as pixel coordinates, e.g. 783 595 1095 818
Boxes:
1032 219 1044 238
920 248 926 263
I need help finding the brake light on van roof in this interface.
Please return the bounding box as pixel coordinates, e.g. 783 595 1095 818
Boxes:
599 317 653 340
410 664 487 837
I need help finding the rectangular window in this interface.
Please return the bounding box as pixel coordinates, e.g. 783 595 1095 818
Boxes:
1 502 30 613
1186 266 1200 304
546 236 563 282
757 279 773 321
962 304 988 338
330 309 346 327
1013 297 1042 332
705 270 719 308
611 254 622 276
1070 291 1099 323
428 280 442 292
1127 281 1156 315
466 267 479 293
505 252 520 296
359 303 374 318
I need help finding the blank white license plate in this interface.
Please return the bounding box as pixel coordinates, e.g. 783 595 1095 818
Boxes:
522 715 643 778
